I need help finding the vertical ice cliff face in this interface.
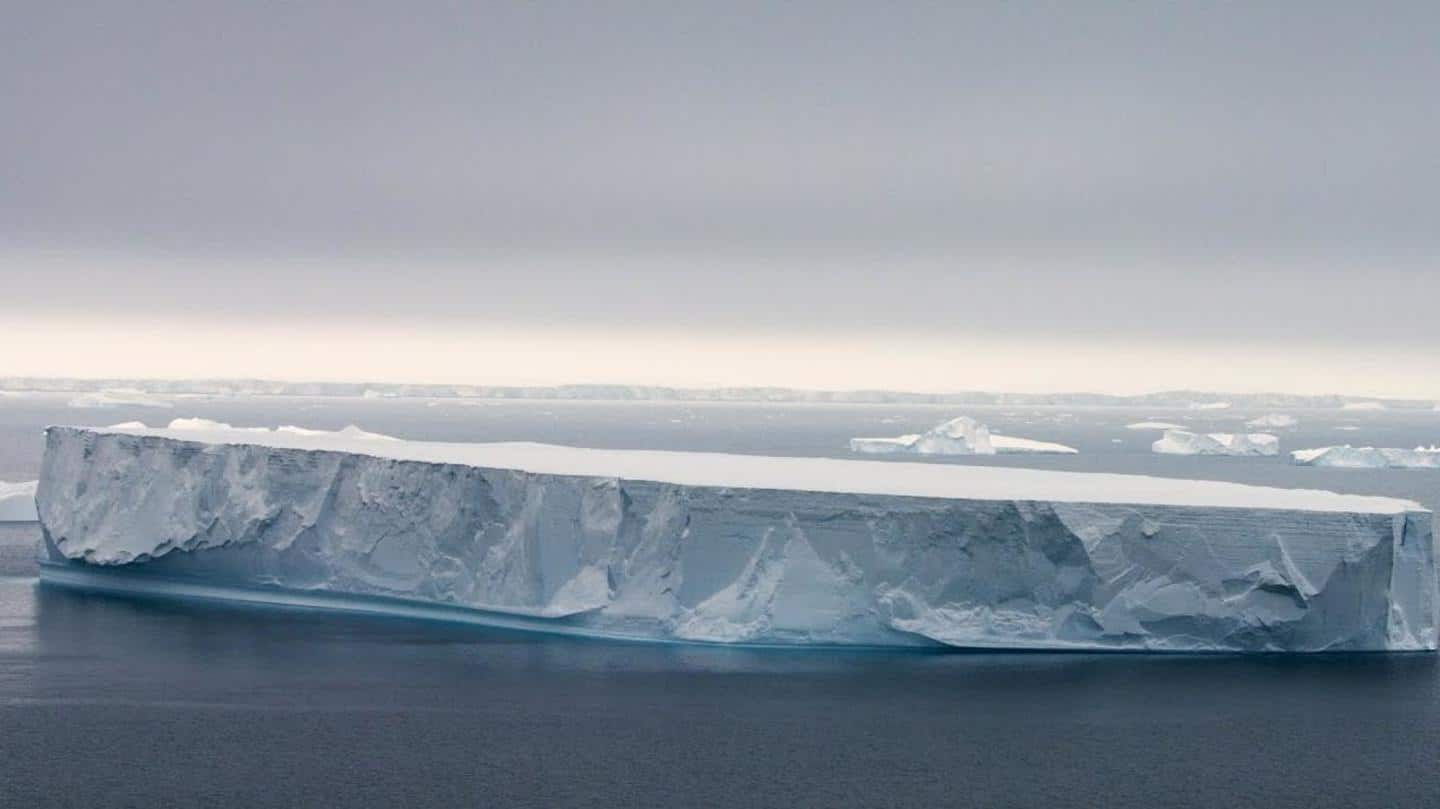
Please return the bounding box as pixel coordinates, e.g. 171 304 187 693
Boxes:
35 427 1439 651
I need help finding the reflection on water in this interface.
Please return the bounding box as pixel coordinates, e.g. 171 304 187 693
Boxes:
6 547 1440 807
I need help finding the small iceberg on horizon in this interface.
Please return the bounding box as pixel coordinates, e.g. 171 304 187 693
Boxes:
849 416 1078 456
1152 429 1279 457
67 389 173 409
1245 413 1299 430
1292 445 1440 469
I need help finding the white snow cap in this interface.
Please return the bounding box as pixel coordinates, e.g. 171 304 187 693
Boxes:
81 422 1420 513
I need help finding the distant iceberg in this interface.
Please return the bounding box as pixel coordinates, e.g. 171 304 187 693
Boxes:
1125 421 1186 431
850 416 1077 456
1152 430 1279 457
67 389 173 409
129 418 398 442
0 480 38 522
1188 402 1232 411
1342 402 1387 412
1245 414 1298 430
1292 445 1440 469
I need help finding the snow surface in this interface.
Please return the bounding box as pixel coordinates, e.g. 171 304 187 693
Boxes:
1152 430 1280 458
0 480 38 522
35 426 1438 651
78 421 1411 513
850 416 1078 458
1246 414 1299 430
1292 445 1440 470
1125 421 1186 431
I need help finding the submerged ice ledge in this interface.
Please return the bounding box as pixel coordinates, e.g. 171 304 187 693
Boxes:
34 424 1439 652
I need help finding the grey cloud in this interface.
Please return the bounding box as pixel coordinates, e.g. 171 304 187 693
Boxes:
3 1 1438 346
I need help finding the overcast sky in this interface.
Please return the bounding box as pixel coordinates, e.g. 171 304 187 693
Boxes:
3 2 1438 395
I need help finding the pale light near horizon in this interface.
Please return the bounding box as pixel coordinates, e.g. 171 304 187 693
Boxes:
5 314 1437 399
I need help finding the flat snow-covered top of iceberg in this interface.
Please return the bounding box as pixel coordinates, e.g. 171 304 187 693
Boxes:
74 423 1425 515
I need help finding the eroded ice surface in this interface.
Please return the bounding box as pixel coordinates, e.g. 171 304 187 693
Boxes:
1152 430 1280 457
34 424 1438 651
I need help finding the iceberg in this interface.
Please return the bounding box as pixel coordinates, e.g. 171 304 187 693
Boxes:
67 389 173 409
158 417 398 442
1342 402 1388 412
1152 430 1279 457
1292 446 1440 470
850 416 1077 456
1125 421 1187 431
0 480 38 522
33 424 1437 652
1246 414 1299 430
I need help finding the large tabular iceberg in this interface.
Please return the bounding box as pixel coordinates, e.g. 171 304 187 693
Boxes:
34 424 1438 652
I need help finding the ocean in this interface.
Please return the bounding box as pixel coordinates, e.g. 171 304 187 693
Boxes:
2 395 1439 807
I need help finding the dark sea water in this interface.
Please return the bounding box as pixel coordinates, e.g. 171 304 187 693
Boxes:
3 395 1440 808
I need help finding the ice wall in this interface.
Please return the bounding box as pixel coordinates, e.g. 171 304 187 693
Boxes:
35 427 1438 651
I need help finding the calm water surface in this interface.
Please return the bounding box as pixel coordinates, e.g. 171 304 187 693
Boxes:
2 397 1439 807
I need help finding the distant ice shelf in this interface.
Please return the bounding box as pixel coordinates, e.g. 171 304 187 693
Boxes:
33 422 1438 652
67 388 173 409
849 416 1078 457
1152 430 1279 457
